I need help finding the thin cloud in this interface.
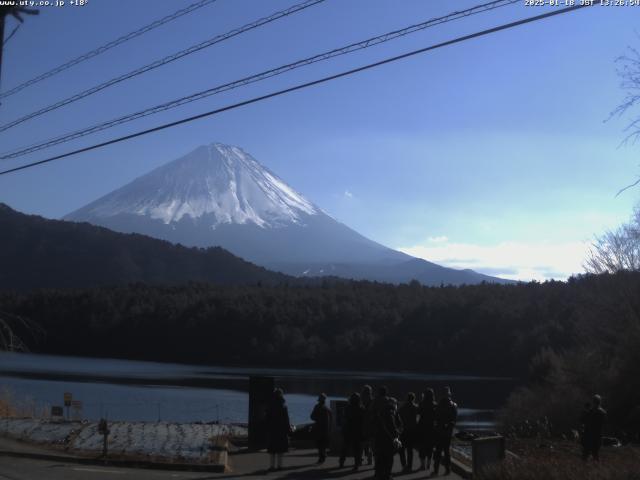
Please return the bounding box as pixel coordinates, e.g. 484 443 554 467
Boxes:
427 235 448 243
474 266 520 276
398 239 590 282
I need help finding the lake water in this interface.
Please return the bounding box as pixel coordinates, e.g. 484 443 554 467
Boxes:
0 352 516 429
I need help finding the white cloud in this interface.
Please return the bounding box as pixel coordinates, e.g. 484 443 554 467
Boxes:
398 239 591 282
427 235 448 243
344 190 353 199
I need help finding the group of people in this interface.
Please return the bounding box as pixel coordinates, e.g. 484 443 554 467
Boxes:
265 385 458 478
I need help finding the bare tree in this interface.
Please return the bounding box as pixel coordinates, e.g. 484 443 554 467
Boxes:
585 207 640 273
611 46 640 145
0 311 40 352
586 47 640 271
609 44 640 195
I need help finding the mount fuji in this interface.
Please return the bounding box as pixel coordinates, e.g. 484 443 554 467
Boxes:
65 143 510 285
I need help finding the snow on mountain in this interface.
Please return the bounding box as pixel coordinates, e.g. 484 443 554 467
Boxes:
74 143 318 228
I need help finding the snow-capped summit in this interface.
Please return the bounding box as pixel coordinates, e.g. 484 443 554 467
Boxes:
65 143 512 285
72 143 318 228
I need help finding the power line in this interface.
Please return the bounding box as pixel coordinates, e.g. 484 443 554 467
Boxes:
0 0 327 133
0 0 520 160
0 3 594 177
0 0 219 100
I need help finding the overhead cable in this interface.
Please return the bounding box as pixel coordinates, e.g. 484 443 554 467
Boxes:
0 0 220 100
0 3 595 177
0 0 519 159
0 0 327 132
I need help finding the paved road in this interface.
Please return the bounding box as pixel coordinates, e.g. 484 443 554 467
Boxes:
0 449 463 480
0 457 201 480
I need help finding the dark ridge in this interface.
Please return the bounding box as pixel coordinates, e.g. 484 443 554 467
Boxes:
0 203 298 290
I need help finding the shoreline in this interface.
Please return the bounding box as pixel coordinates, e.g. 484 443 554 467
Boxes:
0 351 516 382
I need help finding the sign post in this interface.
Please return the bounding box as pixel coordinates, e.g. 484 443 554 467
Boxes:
63 392 72 421
71 400 83 421
98 418 110 458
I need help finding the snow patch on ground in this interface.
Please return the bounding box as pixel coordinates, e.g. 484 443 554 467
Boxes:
0 418 77 444
0 418 247 463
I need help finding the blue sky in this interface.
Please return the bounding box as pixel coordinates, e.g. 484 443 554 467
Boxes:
0 0 639 281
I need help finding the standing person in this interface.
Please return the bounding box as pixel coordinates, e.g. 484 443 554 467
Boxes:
433 386 458 476
265 388 291 472
398 392 419 473
361 385 375 466
417 388 437 471
310 393 332 464
579 401 591 451
373 386 390 419
339 392 365 470
582 394 607 461
374 398 402 480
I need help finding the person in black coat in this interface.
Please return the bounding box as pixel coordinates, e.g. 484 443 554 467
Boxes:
361 385 374 465
374 397 402 480
417 388 437 471
372 386 390 421
266 388 291 471
582 394 607 461
310 393 332 464
398 392 419 473
339 392 365 470
433 386 458 476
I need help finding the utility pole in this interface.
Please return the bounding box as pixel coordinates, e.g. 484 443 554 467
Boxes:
0 9 6 86
0 6 39 93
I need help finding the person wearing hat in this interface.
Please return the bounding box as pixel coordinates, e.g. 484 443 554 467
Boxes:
311 393 332 464
582 394 607 461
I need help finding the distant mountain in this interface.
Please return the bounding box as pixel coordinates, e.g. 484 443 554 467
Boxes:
0 203 293 290
65 143 512 286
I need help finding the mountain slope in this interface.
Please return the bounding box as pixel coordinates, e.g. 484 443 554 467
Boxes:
66 144 409 267
0 203 293 290
65 143 511 286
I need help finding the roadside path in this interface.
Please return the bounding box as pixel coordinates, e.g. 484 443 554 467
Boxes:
224 448 464 479
0 435 463 480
